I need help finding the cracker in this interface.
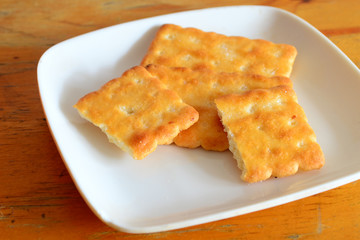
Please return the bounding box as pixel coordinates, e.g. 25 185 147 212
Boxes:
146 64 293 151
141 24 297 77
74 66 199 160
215 86 325 183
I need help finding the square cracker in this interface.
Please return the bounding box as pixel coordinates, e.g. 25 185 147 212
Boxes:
74 66 199 160
146 64 293 151
141 24 297 77
215 85 325 183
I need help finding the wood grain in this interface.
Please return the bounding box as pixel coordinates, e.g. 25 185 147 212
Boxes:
1 0 359 239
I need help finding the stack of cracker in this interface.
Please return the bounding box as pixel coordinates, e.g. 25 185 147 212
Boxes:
75 24 324 183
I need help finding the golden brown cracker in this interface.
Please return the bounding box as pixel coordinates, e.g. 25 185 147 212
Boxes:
146 64 293 151
215 85 325 183
142 24 297 77
74 66 199 160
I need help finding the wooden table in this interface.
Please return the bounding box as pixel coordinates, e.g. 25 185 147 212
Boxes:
1 0 360 239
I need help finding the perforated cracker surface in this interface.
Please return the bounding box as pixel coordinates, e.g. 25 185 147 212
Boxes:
146 64 293 151
142 24 297 77
74 66 199 160
215 86 325 183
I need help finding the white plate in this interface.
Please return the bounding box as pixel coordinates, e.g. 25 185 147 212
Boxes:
37 5 360 233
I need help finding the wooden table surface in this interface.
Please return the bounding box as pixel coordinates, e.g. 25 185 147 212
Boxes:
1 0 360 239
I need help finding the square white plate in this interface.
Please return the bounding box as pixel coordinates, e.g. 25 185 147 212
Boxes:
37 5 360 233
